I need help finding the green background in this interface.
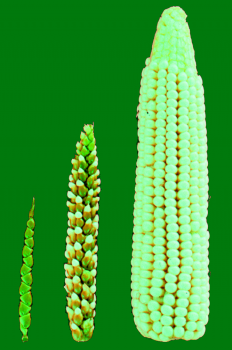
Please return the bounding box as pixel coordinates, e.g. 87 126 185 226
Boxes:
0 0 229 348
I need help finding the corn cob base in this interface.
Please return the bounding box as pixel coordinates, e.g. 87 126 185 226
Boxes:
19 198 35 342
131 7 209 342
65 124 100 342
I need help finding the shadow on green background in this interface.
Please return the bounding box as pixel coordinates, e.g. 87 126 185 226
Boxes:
0 0 228 348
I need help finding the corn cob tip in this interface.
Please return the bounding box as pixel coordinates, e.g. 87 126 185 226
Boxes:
83 124 94 134
84 122 94 128
162 6 187 20
29 198 35 218
150 6 196 72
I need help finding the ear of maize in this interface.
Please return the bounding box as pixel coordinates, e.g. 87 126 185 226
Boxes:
19 197 35 342
131 7 209 342
65 124 100 342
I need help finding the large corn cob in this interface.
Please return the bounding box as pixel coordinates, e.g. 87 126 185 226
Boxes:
64 124 100 342
19 198 35 342
131 7 209 342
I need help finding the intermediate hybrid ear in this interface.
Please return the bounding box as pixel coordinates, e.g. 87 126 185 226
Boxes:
65 124 100 342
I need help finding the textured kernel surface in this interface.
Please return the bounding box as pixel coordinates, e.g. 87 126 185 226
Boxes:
131 6 209 342
65 124 100 342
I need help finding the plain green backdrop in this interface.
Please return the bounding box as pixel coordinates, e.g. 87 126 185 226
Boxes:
0 0 230 348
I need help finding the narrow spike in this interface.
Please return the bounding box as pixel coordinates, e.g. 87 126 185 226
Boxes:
19 198 35 342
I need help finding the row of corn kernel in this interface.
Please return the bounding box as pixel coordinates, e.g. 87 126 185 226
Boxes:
143 96 164 339
132 58 152 334
134 59 165 338
134 59 162 338
151 60 177 342
176 71 207 340
194 75 209 329
174 66 195 341
162 64 201 340
147 60 179 341
174 67 208 340
137 61 160 338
